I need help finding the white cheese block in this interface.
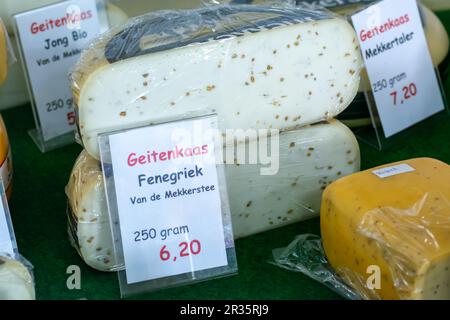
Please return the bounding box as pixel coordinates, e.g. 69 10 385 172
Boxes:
66 120 360 271
71 5 363 160
0 1 128 34
0 257 35 300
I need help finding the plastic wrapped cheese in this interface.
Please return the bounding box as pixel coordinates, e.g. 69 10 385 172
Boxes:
0 256 35 300
66 120 360 271
321 158 450 300
71 5 363 160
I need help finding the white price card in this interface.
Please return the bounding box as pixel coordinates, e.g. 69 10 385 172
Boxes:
100 116 236 289
352 0 445 138
0 182 15 256
14 0 102 141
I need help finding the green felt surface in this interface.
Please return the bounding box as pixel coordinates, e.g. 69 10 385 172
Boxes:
1 11 450 301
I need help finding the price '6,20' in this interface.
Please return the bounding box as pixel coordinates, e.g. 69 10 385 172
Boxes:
160 240 202 262
390 82 417 106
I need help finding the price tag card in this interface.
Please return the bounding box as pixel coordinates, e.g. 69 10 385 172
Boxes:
0 180 17 257
99 115 237 296
351 0 446 138
13 0 107 151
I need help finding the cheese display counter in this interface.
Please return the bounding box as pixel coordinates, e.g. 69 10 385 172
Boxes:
0 1 449 300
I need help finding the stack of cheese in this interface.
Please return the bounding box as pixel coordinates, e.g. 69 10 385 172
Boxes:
66 4 363 271
0 0 129 110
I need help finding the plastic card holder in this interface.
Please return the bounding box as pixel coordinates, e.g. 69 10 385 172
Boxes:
98 114 237 297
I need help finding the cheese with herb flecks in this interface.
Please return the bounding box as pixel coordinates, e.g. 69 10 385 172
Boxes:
66 120 360 270
71 5 362 160
321 158 450 300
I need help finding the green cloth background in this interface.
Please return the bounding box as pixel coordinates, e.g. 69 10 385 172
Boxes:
2 11 450 300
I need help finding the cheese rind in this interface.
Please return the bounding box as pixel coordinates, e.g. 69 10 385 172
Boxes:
71 5 362 160
0 257 35 300
321 158 450 300
67 120 360 270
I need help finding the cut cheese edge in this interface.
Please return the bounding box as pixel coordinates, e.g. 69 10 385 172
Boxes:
321 158 450 300
71 5 362 160
66 120 360 270
0 257 35 300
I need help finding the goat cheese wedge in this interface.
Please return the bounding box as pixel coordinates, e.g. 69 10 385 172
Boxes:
0 257 35 300
71 5 362 160
66 120 360 271
321 158 450 300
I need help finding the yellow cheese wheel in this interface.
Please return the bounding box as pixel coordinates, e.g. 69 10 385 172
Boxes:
321 158 450 299
0 21 7 86
0 115 12 199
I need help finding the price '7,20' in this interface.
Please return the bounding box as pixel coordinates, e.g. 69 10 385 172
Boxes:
390 83 417 106
160 240 202 262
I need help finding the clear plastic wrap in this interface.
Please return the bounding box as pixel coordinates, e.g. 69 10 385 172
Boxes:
70 3 363 160
272 158 450 300
66 120 360 271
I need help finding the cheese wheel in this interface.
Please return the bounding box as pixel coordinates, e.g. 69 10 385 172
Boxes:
0 4 128 110
66 120 360 271
0 21 7 85
0 115 12 199
0 43 29 111
0 257 35 300
71 5 362 160
321 158 450 300
422 0 450 11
